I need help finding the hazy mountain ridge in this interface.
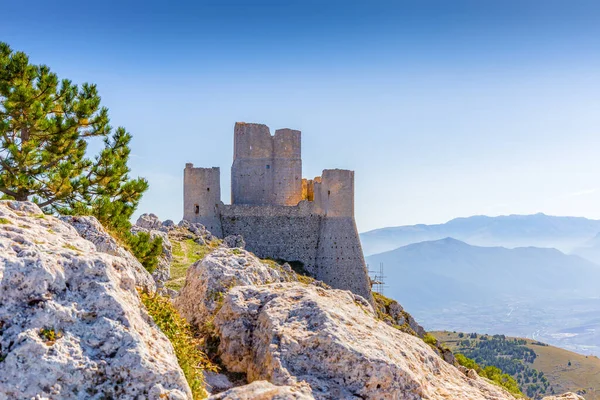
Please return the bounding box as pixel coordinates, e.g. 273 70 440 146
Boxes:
366 238 600 356
361 213 600 256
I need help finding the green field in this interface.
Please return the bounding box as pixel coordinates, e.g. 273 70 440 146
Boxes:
433 331 600 399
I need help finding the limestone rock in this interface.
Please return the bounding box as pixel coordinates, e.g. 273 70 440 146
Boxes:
223 234 245 249
542 394 586 400
178 219 208 237
214 283 516 400
175 247 297 328
136 212 163 230
208 381 314 400
204 371 234 394
0 201 191 399
59 214 156 292
162 219 177 231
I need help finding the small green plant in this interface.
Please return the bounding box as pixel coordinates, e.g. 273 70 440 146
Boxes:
0 217 11 224
39 327 62 344
63 243 80 252
125 230 162 273
423 333 438 346
140 290 215 399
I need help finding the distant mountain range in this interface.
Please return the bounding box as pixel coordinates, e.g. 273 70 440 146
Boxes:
366 237 600 355
366 237 600 309
360 213 600 256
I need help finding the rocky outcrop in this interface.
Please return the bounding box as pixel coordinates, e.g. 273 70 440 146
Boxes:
60 214 156 292
213 283 516 400
223 234 245 249
208 381 314 400
0 201 191 399
136 212 164 231
175 247 297 328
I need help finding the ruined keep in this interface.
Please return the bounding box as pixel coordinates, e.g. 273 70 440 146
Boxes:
184 122 372 301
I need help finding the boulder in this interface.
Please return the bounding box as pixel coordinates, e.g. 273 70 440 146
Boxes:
136 212 163 230
59 215 156 292
223 234 245 249
162 219 176 231
0 201 191 399
207 381 314 400
213 283 516 400
178 219 208 238
204 371 235 394
175 248 297 328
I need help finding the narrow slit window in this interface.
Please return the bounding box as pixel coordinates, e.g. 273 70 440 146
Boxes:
194 204 199 214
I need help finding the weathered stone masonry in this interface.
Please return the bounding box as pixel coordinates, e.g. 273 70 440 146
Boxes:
184 122 372 302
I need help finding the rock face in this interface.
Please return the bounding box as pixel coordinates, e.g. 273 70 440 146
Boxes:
213 283 516 400
60 214 156 293
223 234 245 249
208 381 314 400
175 247 297 328
0 201 191 399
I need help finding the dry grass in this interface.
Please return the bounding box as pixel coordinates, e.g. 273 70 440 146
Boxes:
166 238 220 291
433 331 600 400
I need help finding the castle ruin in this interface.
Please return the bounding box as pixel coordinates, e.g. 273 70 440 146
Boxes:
183 122 372 302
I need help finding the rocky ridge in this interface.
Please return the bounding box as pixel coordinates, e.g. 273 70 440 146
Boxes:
0 204 586 399
0 201 191 399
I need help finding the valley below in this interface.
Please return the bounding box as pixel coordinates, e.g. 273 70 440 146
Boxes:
413 298 600 356
363 213 600 358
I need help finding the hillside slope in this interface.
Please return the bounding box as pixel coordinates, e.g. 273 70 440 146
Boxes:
361 213 600 256
433 331 600 400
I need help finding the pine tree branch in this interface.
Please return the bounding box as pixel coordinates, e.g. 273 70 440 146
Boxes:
0 187 18 197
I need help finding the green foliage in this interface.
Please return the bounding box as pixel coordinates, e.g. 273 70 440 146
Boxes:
423 333 438 346
125 230 162 273
39 327 62 344
456 353 524 396
0 217 10 224
140 291 214 399
0 42 147 234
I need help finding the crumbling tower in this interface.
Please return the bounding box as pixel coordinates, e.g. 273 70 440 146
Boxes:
231 123 302 206
183 164 222 235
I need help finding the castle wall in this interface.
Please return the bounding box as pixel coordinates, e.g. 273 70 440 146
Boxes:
231 123 302 206
219 202 321 268
183 164 223 235
315 217 372 302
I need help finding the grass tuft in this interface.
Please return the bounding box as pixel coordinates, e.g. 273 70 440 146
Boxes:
140 290 216 399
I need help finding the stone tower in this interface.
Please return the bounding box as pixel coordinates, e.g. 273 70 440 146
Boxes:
183 164 223 235
231 122 302 206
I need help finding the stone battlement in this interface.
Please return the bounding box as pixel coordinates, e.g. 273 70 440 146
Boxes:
183 122 372 302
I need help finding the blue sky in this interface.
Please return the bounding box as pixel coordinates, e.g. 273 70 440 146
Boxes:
2 0 600 231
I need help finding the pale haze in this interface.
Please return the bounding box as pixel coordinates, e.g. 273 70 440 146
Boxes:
3 0 600 232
